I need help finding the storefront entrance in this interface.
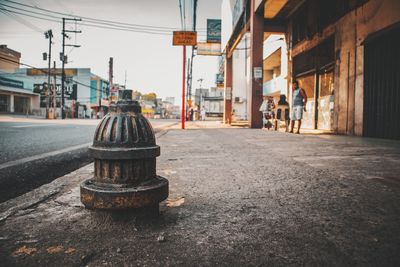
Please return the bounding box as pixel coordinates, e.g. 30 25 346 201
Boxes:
0 94 10 112
14 96 30 113
293 37 335 130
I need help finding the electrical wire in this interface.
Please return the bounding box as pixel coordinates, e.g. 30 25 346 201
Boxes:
0 6 207 37
0 8 43 33
2 0 206 31
178 0 184 30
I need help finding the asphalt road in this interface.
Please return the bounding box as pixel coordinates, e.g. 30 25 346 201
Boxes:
0 118 178 203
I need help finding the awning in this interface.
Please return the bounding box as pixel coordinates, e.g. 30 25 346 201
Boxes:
0 85 40 96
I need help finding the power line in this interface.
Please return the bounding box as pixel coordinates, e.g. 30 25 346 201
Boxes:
0 6 207 37
178 0 184 30
0 8 43 33
2 0 206 31
0 2 195 33
183 0 186 30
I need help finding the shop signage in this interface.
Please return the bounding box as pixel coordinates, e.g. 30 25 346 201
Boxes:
253 67 262 79
216 73 224 85
34 78 77 107
173 31 197 46
0 76 23 89
197 42 221 56
225 87 232 100
207 19 221 43
27 68 77 76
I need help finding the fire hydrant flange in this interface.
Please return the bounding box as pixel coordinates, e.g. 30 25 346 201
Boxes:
80 90 169 210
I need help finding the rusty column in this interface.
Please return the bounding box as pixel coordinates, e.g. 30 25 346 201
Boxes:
224 55 233 124
80 89 168 210
249 0 264 128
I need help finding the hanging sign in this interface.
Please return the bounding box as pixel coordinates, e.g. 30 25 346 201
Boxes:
173 31 197 46
207 19 221 43
197 42 222 56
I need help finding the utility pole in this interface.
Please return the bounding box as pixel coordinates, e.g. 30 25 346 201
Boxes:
53 61 57 118
124 70 127 89
109 57 113 101
186 57 190 121
61 17 81 119
197 78 204 109
187 0 198 114
44 29 53 119
181 46 186 129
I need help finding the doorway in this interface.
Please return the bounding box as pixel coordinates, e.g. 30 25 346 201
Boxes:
363 24 400 139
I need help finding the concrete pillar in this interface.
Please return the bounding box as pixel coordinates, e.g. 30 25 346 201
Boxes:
224 55 233 124
249 0 264 128
10 94 14 113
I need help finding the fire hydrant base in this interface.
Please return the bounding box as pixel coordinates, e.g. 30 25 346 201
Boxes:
80 176 169 210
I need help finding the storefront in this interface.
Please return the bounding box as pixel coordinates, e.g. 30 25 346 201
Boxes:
292 37 335 130
0 77 40 114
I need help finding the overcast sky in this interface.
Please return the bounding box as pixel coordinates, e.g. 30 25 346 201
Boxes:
0 0 222 103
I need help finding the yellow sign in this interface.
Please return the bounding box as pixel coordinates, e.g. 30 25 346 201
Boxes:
173 31 197 46
27 68 77 76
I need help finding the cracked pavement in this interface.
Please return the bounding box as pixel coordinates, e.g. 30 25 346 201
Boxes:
1 124 400 266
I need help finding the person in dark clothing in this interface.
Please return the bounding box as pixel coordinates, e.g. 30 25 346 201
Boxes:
275 94 290 131
189 108 194 121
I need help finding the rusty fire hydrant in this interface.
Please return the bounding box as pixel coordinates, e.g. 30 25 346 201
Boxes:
80 89 169 210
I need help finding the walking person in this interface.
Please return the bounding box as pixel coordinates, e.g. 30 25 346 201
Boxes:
290 80 307 134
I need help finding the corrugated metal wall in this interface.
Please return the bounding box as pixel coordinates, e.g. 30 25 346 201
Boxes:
363 26 400 140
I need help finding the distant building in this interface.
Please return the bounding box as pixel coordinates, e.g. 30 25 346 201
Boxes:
0 75 40 114
194 88 209 107
0 46 39 114
0 45 21 73
165 97 175 105
0 66 108 117
204 87 224 117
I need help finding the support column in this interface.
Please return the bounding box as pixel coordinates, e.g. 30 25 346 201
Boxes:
10 94 14 113
224 55 232 124
249 0 264 128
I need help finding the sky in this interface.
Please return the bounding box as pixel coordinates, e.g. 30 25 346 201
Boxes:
0 0 222 104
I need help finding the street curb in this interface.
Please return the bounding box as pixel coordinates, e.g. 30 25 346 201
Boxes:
0 123 176 223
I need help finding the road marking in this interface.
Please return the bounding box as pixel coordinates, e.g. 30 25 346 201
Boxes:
0 143 92 171
0 121 178 171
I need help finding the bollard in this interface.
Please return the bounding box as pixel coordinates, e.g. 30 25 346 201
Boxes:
80 89 168 210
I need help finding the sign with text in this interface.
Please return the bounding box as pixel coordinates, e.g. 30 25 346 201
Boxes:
197 42 222 56
173 31 197 46
225 87 232 100
34 78 77 107
27 68 77 76
0 76 23 89
207 19 221 43
253 67 263 79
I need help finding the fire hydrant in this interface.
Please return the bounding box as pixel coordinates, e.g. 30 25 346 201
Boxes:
80 90 169 210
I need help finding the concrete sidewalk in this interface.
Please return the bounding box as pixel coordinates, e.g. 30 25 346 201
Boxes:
1 124 400 266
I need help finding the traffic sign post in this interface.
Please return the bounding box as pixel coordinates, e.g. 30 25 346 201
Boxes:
173 31 197 129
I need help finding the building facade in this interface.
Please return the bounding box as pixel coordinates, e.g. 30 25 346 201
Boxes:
221 0 400 139
0 67 108 117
